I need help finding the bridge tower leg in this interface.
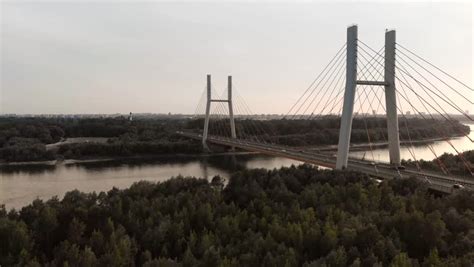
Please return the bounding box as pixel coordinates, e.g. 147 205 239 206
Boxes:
384 30 401 166
336 25 358 169
228 76 237 150
202 74 211 151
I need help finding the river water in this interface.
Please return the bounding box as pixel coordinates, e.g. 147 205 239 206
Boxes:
1 124 473 210
0 155 301 209
349 123 474 162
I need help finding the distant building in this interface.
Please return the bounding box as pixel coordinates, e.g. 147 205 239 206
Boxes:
128 112 133 121
406 111 411 116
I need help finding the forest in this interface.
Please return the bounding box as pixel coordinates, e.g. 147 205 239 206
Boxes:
0 116 469 162
1 165 473 266
0 117 201 162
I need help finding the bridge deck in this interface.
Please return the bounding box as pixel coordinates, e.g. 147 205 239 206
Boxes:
179 132 474 194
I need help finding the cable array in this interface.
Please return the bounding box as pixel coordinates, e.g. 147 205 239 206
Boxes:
358 40 473 175
191 37 472 177
285 43 347 120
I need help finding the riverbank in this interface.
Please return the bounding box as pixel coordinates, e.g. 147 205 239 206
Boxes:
0 135 465 166
309 135 462 152
0 151 260 167
0 153 302 210
2 117 469 163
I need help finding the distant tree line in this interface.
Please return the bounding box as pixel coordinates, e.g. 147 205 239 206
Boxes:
0 117 201 162
1 165 473 266
0 118 66 162
0 117 469 162
191 117 470 146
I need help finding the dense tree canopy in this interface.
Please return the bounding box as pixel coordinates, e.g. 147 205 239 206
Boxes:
226 117 469 146
1 165 473 266
0 117 201 162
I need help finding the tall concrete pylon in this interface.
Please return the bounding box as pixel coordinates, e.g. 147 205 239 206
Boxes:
202 74 212 151
336 25 358 169
202 75 237 151
384 30 401 166
228 76 237 150
336 25 401 169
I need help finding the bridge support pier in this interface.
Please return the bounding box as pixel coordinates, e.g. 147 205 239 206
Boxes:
384 30 401 166
336 25 358 169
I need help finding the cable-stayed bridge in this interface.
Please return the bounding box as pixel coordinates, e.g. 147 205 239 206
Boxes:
180 25 474 194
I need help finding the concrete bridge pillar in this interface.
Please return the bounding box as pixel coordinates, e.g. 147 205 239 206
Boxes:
336 25 358 169
336 26 401 169
384 30 401 166
202 74 211 151
228 76 237 149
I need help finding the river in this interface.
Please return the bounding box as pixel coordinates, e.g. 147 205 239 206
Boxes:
0 154 301 209
349 123 474 162
1 123 473 210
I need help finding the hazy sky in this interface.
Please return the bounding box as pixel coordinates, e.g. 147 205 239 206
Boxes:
1 1 472 114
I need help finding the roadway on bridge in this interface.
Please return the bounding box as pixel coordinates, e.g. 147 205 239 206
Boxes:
179 132 474 194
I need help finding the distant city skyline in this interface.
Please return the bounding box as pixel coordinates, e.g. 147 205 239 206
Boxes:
1 1 472 115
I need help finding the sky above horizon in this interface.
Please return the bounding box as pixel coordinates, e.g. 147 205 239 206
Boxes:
1 1 472 115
